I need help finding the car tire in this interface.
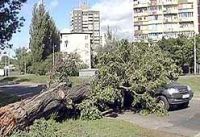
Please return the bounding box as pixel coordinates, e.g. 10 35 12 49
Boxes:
157 96 170 111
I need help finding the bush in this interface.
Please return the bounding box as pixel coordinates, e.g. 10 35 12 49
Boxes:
78 99 102 120
11 119 65 137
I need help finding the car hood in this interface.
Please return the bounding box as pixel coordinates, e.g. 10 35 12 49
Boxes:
165 82 187 89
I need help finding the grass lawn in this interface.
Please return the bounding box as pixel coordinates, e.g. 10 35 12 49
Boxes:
0 74 88 86
0 74 49 84
178 75 200 97
57 118 178 137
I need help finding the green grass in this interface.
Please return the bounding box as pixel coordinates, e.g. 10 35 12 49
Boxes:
58 118 176 137
11 118 178 137
0 74 49 84
0 92 20 107
178 75 200 97
0 75 89 85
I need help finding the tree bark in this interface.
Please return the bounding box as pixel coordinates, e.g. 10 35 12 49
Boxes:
0 83 90 137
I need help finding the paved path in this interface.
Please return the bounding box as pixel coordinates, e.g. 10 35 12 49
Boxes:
118 99 200 137
0 83 46 99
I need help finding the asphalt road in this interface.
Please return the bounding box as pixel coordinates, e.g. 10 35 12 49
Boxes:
0 83 45 99
118 99 200 137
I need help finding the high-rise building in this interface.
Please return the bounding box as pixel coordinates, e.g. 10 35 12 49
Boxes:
133 0 199 41
71 4 100 49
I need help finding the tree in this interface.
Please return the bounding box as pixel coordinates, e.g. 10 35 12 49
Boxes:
195 35 200 64
29 3 60 63
158 35 194 71
0 0 27 49
50 53 88 84
0 83 90 136
90 40 180 114
94 26 119 67
15 47 31 74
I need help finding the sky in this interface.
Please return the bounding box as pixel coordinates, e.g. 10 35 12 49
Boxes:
10 0 133 55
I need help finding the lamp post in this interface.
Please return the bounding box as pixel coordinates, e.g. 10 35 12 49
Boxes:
53 44 56 70
194 33 197 75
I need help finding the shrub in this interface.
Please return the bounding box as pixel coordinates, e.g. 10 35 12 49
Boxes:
11 119 65 137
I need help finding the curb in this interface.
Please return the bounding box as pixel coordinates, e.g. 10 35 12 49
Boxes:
193 97 200 101
194 133 200 137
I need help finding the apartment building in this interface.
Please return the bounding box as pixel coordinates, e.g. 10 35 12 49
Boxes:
133 0 199 41
71 7 100 49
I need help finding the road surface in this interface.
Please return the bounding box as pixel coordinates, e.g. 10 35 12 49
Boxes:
118 99 200 137
0 83 45 99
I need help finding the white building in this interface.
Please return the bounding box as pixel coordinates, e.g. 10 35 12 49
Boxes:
60 32 92 68
133 0 200 41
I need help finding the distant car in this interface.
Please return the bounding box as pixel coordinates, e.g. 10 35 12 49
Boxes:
155 82 193 110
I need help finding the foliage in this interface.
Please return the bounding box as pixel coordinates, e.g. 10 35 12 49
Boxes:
89 40 180 115
15 47 32 74
94 26 120 67
49 53 87 86
0 0 27 49
0 55 8 69
11 118 176 137
78 99 102 120
29 3 60 73
158 35 200 71
195 35 200 64
11 119 65 137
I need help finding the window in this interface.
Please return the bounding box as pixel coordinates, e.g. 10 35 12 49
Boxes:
85 43 89 48
65 40 68 47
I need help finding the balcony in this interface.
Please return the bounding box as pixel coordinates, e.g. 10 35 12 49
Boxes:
163 28 179 32
148 19 163 24
149 10 163 15
164 18 179 23
135 30 143 34
179 17 194 22
163 9 178 14
134 21 144 26
134 12 149 17
179 26 194 32
160 0 178 5
134 2 149 8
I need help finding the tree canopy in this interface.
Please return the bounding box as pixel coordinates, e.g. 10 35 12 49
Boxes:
0 0 27 49
29 3 60 63
79 40 181 118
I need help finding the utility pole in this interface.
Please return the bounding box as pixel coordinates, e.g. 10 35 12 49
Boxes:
194 33 197 75
24 61 27 75
8 51 10 76
53 44 55 70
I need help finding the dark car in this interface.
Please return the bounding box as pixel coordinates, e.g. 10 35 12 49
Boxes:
155 82 193 110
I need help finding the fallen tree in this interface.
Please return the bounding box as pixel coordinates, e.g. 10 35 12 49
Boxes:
0 83 90 137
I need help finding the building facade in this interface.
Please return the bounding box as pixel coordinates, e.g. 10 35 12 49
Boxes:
133 0 199 41
71 8 100 49
60 32 92 68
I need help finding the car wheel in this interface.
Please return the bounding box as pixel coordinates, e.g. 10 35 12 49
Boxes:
157 96 170 111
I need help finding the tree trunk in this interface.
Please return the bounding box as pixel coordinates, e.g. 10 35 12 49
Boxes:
0 83 90 137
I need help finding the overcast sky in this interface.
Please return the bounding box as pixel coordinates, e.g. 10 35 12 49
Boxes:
10 0 133 54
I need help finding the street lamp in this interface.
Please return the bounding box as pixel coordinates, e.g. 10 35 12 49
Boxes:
53 44 57 70
194 33 197 75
